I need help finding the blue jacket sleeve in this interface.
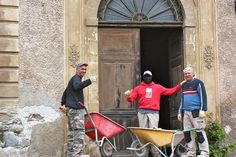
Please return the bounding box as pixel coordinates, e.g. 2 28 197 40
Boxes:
61 89 67 105
73 76 92 91
198 81 207 111
178 89 184 114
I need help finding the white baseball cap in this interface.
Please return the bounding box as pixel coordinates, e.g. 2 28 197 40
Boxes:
143 70 152 76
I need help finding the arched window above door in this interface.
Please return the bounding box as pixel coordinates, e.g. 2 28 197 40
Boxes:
98 0 183 23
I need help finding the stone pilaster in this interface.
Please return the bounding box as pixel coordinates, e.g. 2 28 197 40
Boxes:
65 0 86 80
0 0 19 122
197 0 220 119
84 0 100 112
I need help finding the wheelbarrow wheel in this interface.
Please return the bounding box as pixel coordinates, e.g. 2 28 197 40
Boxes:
130 140 149 157
100 140 113 157
174 140 188 157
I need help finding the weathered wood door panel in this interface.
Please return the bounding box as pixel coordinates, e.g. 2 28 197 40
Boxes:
98 28 140 150
168 29 183 129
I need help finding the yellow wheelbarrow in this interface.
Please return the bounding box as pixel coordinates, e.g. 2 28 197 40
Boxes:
127 127 196 157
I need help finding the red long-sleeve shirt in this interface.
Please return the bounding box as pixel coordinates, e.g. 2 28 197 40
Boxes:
127 82 181 111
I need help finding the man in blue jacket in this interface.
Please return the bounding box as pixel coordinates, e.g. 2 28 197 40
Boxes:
178 66 209 157
61 63 93 157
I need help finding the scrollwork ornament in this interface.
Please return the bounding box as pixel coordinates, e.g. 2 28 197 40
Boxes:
169 0 183 21
203 46 214 70
68 45 80 68
132 13 148 21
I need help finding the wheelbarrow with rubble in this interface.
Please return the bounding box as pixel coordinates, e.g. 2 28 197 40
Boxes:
127 127 196 157
84 109 126 157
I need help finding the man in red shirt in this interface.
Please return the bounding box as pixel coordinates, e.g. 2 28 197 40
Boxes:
125 70 186 156
126 70 186 128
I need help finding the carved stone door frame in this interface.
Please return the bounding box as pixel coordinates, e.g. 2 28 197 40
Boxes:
65 0 220 119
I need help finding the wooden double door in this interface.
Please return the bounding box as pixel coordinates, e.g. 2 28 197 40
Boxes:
98 28 183 152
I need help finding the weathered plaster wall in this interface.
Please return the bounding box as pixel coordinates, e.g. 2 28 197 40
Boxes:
16 0 65 156
19 0 65 108
217 0 236 149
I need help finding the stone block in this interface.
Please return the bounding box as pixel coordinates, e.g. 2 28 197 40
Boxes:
0 54 18 67
0 23 18 36
0 70 18 82
0 84 18 97
0 147 28 157
0 99 17 113
28 116 64 157
86 17 98 26
0 8 18 21
0 0 19 6
85 140 101 157
0 38 18 52
181 0 196 27
0 101 17 122
4 131 20 147
0 113 11 123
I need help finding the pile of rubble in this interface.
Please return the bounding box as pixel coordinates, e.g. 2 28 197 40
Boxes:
0 105 63 157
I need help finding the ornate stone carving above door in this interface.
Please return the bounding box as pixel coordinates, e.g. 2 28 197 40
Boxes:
203 45 214 70
68 45 80 68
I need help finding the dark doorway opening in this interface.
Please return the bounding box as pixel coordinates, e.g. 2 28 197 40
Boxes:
140 27 183 129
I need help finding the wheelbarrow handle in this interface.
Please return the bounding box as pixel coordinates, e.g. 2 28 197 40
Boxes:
84 107 99 144
84 107 94 127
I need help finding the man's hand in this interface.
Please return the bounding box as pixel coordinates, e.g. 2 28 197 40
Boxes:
59 105 67 114
124 90 132 97
90 76 96 83
177 114 182 121
180 79 187 86
199 110 206 118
